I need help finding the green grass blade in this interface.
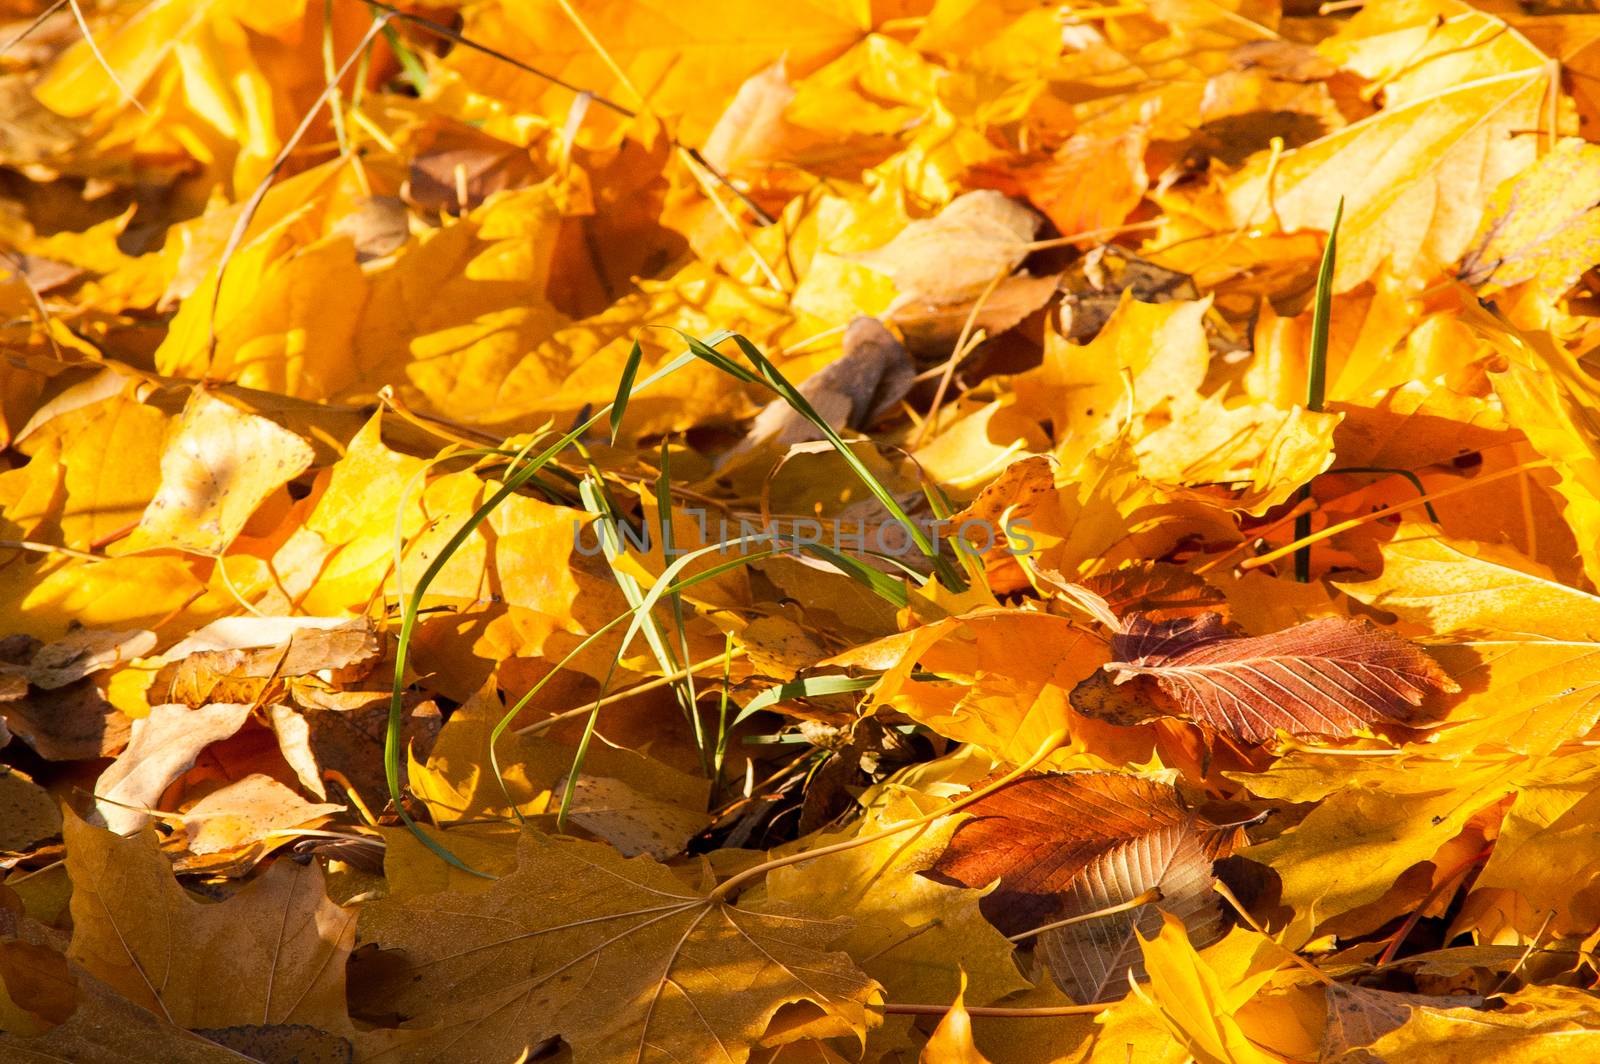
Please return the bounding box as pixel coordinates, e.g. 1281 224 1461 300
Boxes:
719 331 966 590
732 674 879 728
609 340 643 443
714 630 735 789
487 546 783 817
1296 197 1343 584
554 470 692 827
655 440 708 774
386 348 698 870
380 23 429 95
793 542 910 607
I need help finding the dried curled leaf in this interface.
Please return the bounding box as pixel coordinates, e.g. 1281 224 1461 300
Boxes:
722 316 914 465
93 703 253 833
22 627 156 690
151 617 382 708
1038 561 1227 629
1074 613 1459 743
852 191 1041 304
926 771 1240 1003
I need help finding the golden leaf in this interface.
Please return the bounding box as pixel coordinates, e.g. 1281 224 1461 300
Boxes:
359 829 881 1064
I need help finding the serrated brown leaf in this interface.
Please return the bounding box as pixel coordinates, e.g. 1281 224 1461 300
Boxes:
925 771 1239 1003
1075 613 1458 743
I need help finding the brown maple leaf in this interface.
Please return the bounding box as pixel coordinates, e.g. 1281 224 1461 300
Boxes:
358 828 879 1063
1073 613 1459 743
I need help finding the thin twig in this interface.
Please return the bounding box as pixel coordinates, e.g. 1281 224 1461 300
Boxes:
1007 888 1163 943
1213 879 1334 986
1488 909 1555 997
515 647 749 736
0 538 105 562
910 266 1007 448
65 0 147 114
1375 845 1493 967
0 0 68 61
1240 461 1554 572
0 250 64 359
207 13 390 363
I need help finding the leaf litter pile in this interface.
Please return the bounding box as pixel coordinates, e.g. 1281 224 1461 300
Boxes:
8 0 1600 1060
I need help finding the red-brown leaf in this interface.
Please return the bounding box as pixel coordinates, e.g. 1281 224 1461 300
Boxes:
925 771 1239 1002
1077 613 1459 743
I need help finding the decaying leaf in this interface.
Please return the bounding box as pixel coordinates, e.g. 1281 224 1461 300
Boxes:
64 810 356 1034
1056 247 1198 344
402 119 541 215
927 771 1241 1002
359 829 880 1063
20 627 155 690
1038 562 1227 629
853 191 1041 305
554 773 710 859
172 773 342 870
1355 984 1600 1061
1461 138 1600 302
725 316 914 463
1074 613 1459 743
0 677 130 761
10 0 1600 1059
0 767 60 852
150 617 381 708
1322 984 1486 1062
93 703 253 833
